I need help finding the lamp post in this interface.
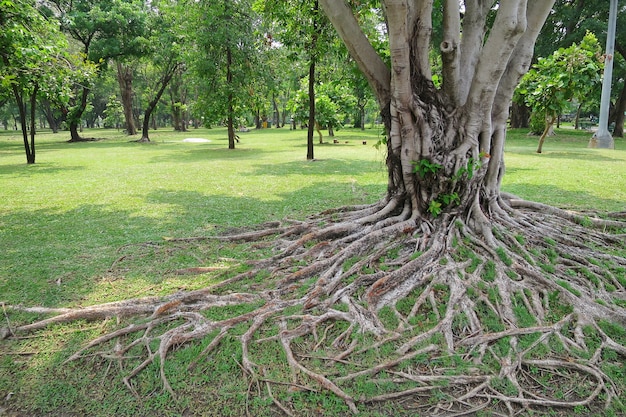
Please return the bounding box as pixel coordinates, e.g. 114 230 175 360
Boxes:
589 0 618 149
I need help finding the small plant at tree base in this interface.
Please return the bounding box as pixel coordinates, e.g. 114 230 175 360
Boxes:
412 158 442 179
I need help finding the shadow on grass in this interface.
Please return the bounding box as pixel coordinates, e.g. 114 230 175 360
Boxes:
506 149 624 162
0 179 386 417
246 157 385 178
0 181 381 307
0 162 86 176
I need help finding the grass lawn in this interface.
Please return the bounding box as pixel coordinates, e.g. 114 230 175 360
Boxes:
0 125 624 416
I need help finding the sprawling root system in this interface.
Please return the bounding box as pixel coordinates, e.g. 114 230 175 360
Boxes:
4 196 626 415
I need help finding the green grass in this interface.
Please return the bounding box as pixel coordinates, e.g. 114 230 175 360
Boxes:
503 128 626 212
0 125 625 416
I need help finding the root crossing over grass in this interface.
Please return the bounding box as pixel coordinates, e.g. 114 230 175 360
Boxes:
3 197 626 416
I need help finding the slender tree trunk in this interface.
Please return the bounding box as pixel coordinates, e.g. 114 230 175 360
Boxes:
359 104 366 130
536 115 556 153
11 85 34 164
41 101 61 133
140 63 179 142
68 86 90 142
306 0 320 160
307 58 316 159
116 61 137 136
272 94 281 128
227 46 236 149
28 84 38 163
612 80 626 138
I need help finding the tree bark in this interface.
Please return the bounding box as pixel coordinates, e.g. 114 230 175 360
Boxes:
116 61 137 136
319 0 554 231
68 86 90 142
510 102 530 128
306 3 319 161
536 115 556 153
611 47 626 137
140 62 179 142
11 84 34 164
307 58 316 159
226 46 236 149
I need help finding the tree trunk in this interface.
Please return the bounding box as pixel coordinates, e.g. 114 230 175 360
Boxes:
272 94 281 128
510 101 530 128
68 86 90 142
306 0 320 160
319 0 555 239
140 62 179 142
41 100 61 133
536 115 556 153
306 59 316 159
29 84 38 163
116 61 137 136
612 78 626 138
11 85 34 164
226 46 236 149
169 68 186 132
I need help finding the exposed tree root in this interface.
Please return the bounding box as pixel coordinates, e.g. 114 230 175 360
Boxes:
3 197 626 415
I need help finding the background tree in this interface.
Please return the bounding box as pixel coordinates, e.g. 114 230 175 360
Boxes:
536 0 626 137
0 0 90 162
256 0 335 159
189 0 260 149
517 32 602 153
45 0 148 141
135 0 184 142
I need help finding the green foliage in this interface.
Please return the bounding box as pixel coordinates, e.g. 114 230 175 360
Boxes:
516 31 602 126
187 0 261 127
428 200 443 217
412 158 442 179
102 94 124 128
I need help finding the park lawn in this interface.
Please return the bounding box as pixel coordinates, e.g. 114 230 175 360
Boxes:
503 128 626 212
0 125 624 416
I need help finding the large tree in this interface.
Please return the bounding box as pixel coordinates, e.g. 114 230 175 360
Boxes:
1 0 91 162
4 2 626 415
46 0 149 141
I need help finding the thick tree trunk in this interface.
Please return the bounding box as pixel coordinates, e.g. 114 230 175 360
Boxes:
510 101 530 128
321 0 551 228
116 61 137 136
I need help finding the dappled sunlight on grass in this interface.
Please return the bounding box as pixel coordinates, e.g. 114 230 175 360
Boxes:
503 129 626 212
1 126 625 416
